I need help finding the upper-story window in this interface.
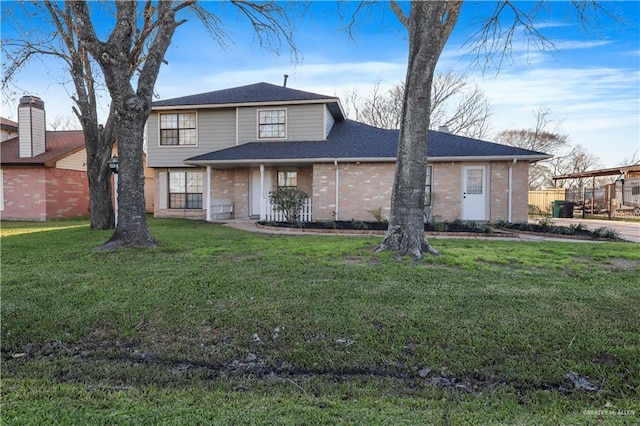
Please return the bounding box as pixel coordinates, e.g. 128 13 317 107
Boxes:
258 109 286 139
160 112 196 146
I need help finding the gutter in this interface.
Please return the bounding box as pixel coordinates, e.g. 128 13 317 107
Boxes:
184 154 552 167
152 98 342 111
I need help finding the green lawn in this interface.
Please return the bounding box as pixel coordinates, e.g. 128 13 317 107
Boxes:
2 218 639 425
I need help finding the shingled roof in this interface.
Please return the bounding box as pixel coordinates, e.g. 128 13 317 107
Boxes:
0 131 85 166
185 120 550 166
152 82 345 120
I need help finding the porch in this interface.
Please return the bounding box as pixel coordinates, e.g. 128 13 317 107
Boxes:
208 197 313 222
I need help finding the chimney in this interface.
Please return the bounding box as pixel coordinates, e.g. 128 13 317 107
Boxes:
438 125 450 134
283 74 289 88
18 95 46 158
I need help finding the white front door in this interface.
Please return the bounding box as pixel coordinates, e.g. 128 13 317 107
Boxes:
250 169 271 217
462 165 487 221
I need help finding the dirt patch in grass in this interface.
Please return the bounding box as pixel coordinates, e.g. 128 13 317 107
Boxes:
4 332 604 397
599 258 640 271
574 256 640 271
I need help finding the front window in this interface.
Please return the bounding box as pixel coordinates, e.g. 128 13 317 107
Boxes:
258 109 286 139
169 171 203 209
160 113 196 146
424 165 433 207
278 170 297 188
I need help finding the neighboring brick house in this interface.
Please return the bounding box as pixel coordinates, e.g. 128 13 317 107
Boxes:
147 82 550 223
1 96 157 221
1 117 19 142
0 96 90 221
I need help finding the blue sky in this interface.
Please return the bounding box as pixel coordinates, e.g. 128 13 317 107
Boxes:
2 1 639 168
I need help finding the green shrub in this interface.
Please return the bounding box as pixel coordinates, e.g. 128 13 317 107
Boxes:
593 227 620 240
550 226 573 235
350 219 368 230
493 220 509 229
268 188 309 222
433 222 448 232
367 207 386 223
569 223 587 232
538 217 553 228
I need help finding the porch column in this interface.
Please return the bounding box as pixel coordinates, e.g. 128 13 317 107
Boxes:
259 163 265 220
206 165 212 222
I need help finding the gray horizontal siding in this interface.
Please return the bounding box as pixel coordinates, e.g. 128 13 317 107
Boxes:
237 104 324 143
147 109 236 168
324 105 335 139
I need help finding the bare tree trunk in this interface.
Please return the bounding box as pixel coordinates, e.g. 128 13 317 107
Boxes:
376 1 461 260
99 110 155 250
85 129 115 230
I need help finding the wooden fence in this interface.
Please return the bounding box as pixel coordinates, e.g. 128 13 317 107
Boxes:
264 198 313 222
528 188 566 216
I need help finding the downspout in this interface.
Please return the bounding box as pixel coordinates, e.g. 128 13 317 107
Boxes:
508 159 516 222
334 160 339 220
206 165 212 222
260 163 265 220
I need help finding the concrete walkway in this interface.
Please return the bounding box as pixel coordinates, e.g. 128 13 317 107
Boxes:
222 219 638 243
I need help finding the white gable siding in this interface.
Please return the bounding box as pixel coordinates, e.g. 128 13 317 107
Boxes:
146 109 236 168
56 149 87 171
324 105 335 139
237 104 325 143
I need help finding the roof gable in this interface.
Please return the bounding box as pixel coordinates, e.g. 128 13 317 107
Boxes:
152 82 344 120
0 130 85 166
153 82 335 106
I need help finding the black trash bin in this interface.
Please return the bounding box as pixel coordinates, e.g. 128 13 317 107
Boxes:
563 201 575 218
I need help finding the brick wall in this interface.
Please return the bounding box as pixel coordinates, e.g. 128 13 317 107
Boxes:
511 161 530 222
0 167 89 221
313 162 395 221
431 162 462 222
233 169 250 218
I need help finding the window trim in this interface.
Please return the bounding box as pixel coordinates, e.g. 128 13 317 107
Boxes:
257 108 287 140
168 170 204 210
158 111 198 147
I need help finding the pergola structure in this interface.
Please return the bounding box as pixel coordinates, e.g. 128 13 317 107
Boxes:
553 165 640 216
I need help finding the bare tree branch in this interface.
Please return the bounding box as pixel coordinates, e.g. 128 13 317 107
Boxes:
389 0 408 28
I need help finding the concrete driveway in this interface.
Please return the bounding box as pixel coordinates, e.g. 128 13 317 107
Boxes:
529 217 640 243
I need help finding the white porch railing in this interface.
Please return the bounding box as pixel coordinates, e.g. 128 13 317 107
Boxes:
210 198 234 220
264 198 313 222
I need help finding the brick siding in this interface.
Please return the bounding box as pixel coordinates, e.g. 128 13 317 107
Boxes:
1 167 90 221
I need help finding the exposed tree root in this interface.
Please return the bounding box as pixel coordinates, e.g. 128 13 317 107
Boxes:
374 225 440 260
93 230 158 251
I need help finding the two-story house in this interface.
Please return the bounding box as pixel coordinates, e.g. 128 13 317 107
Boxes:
147 82 550 223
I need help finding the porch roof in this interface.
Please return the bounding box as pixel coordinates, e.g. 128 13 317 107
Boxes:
185 120 551 168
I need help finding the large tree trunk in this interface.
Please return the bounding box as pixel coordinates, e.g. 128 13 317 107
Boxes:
84 125 115 230
376 2 461 260
97 109 155 250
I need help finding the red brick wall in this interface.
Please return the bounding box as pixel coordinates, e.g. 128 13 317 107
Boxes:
1 167 89 221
